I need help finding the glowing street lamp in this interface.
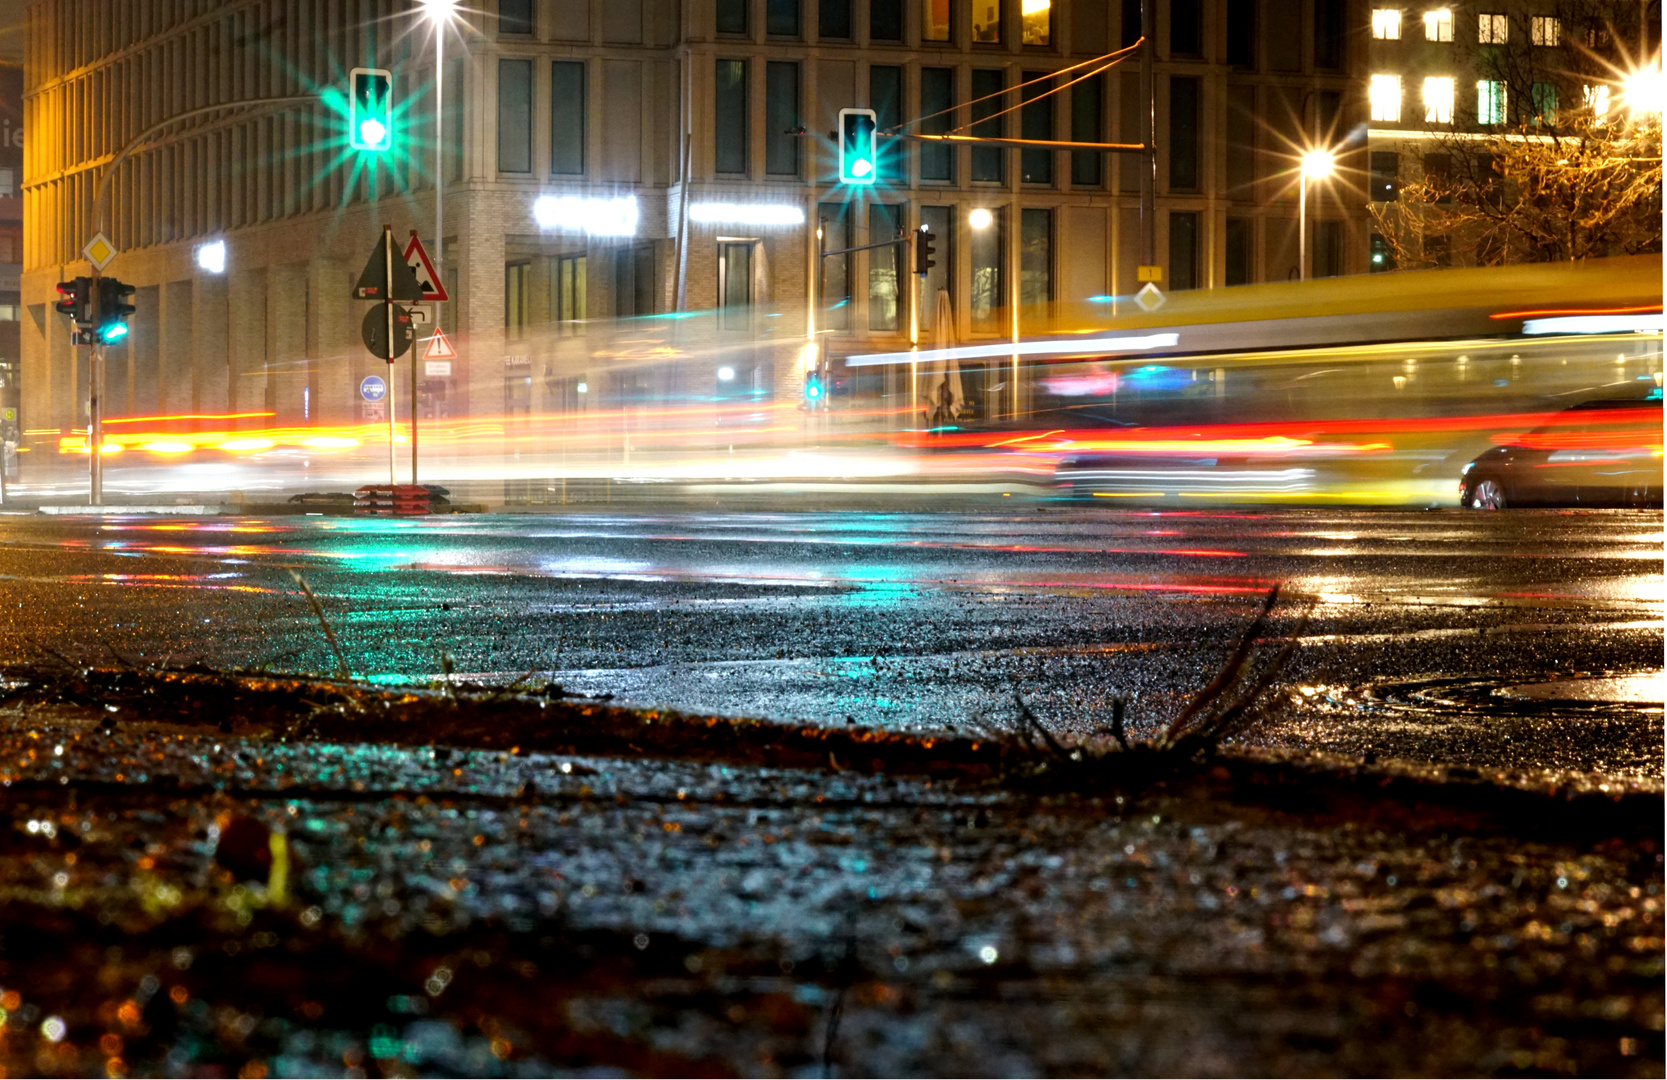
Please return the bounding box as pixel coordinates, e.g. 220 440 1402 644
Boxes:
1619 63 1664 117
1298 149 1336 281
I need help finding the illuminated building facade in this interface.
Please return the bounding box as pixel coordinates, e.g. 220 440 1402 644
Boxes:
20 0 1369 451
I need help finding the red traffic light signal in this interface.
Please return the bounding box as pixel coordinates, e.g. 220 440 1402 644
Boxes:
55 277 91 326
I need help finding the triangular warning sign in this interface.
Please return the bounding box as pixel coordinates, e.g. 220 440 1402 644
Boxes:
404 232 449 303
423 327 457 360
355 227 425 302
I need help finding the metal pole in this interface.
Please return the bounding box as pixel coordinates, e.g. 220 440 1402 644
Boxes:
420 28 443 488
384 226 397 485
1139 0 1156 269
89 343 103 506
1299 177 1308 281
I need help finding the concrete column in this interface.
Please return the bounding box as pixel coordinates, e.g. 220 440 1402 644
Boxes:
129 284 161 416
457 201 504 420
227 267 267 425
192 274 229 415
160 280 193 415
267 264 306 424
307 256 351 425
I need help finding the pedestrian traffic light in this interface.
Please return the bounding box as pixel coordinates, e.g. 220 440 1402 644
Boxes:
349 67 394 151
95 277 136 344
914 226 937 275
804 371 824 403
838 108 878 185
55 277 91 328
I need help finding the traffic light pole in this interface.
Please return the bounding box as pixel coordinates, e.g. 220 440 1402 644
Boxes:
88 343 103 507
384 232 398 486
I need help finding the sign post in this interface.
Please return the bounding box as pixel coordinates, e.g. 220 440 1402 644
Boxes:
354 226 425 485
403 232 448 486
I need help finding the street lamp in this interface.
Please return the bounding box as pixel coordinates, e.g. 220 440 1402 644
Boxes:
1298 149 1335 282
418 0 459 267
1619 63 1664 117
968 208 994 230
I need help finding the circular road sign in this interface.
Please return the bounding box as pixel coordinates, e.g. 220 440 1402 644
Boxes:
360 375 388 402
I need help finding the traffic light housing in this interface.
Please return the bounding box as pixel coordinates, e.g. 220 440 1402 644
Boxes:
95 277 136 344
838 108 878 185
55 277 91 328
804 371 824 404
349 67 394 151
914 226 937 275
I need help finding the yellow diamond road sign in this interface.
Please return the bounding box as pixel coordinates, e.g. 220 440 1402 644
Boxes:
1134 281 1166 313
82 233 117 271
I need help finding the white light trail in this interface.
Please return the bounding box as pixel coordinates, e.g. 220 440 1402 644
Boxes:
845 333 1180 367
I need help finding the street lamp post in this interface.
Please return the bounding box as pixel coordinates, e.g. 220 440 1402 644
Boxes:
417 0 458 488
1298 150 1336 282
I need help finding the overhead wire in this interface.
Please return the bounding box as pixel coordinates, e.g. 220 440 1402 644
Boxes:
884 39 1144 136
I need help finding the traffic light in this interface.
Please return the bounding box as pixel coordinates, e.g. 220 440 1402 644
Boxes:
55 277 91 328
95 277 136 344
804 371 824 404
349 67 394 151
838 108 878 185
914 226 937 275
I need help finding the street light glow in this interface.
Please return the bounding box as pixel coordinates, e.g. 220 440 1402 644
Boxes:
1301 150 1336 179
1620 64 1664 116
418 0 458 19
968 208 994 229
196 240 226 274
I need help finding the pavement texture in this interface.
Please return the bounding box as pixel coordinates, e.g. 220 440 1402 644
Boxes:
0 507 1657 1077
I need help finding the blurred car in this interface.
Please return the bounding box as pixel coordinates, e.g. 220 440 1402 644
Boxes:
1460 396 1664 509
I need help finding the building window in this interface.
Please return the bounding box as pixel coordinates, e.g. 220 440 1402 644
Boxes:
1021 72 1054 184
869 204 903 331
1225 217 1252 285
1424 152 1451 202
871 66 904 181
971 69 1005 182
505 261 530 340
1530 15 1559 45
1170 0 1200 56
1423 76 1454 123
1478 13 1506 42
1477 80 1505 124
768 0 800 36
615 246 655 317
1019 208 1052 321
1371 8 1401 39
715 60 748 175
716 0 747 34
1423 234 1450 267
972 0 1001 43
920 68 955 181
1168 75 1199 191
923 0 950 41
551 62 585 175
1314 0 1343 68
0 169 15 198
1530 82 1557 125
1370 74 1402 121
1369 151 1398 200
765 62 800 176
1168 210 1198 290
1070 75 1103 186
1121 0 1141 47
554 255 587 334
500 0 534 35
871 0 903 40
1226 0 1256 66
820 0 853 39
1423 9 1452 41
1022 0 1050 45
1583 84 1611 119
969 207 1004 332
819 203 851 331
497 59 533 174
717 241 753 329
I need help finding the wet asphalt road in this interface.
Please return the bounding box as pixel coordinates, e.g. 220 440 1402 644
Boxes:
0 507 1660 1076
0 507 1660 777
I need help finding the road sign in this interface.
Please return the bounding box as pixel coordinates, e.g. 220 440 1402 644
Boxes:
1137 264 1164 284
82 233 117 271
1 407 14 422
360 375 387 401
423 327 457 361
354 231 424 302
425 360 452 377
361 305 415 361
403 232 449 303
1134 281 1166 313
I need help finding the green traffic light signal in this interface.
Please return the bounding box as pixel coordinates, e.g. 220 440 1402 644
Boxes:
350 67 394 151
838 108 878 185
95 277 137 344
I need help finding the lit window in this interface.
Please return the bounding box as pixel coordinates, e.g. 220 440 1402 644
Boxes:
1021 0 1049 45
1478 13 1506 42
1583 83 1611 119
1530 15 1559 45
1477 80 1505 124
1423 9 1452 41
1372 9 1401 39
1530 82 1556 124
1370 74 1403 121
1423 76 1454 122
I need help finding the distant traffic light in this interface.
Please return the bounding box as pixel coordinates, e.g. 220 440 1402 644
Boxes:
349 67 394 151
914 226 937 275
838 108 878 185
95 277 137 344
804 371 824 404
